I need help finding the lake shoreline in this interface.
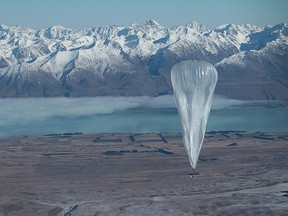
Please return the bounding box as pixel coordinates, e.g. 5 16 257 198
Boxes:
2 130 287 140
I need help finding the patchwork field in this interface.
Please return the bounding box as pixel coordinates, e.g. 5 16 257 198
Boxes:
0 131 287 215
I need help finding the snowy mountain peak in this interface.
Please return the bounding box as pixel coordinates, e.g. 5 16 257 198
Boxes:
185 21 210 32
0 21 287 99
267 23 288 36
240 23 288 51
215 23 230 31
0 24 9 31
36 25 74 40
144 19 162 27
215 23 261 35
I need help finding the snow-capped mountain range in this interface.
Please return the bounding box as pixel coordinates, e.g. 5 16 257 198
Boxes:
0 20 287 99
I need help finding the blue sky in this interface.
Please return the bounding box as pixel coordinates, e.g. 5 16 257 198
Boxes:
0 0 287 29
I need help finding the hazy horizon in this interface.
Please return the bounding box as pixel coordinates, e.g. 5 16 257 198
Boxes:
0 0 287 29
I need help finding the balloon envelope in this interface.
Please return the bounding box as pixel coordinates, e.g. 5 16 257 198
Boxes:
171 60 218 169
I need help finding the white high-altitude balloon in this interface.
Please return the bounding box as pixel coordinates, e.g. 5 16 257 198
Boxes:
171 60 218 170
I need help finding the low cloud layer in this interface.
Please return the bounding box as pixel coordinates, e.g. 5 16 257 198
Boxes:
0 95 245 126
0 96 284 137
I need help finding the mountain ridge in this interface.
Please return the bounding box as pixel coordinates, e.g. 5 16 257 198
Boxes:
0 20 287 99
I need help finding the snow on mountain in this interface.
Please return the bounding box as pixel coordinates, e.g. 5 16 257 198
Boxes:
37 25 80 40
213 23 262 49
40 50 79 79
0 21 287 99
240 23 287 51
217 23 288 67
215 23 288 100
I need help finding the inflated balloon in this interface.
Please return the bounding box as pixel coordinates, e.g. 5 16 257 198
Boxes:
171 60 218 171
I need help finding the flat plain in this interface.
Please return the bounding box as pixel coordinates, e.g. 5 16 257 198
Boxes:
0 131 287 216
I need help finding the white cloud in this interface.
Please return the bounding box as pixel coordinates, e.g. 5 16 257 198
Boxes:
0 96 255 137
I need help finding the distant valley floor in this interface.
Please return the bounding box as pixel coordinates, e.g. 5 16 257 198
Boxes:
0 131 287 215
